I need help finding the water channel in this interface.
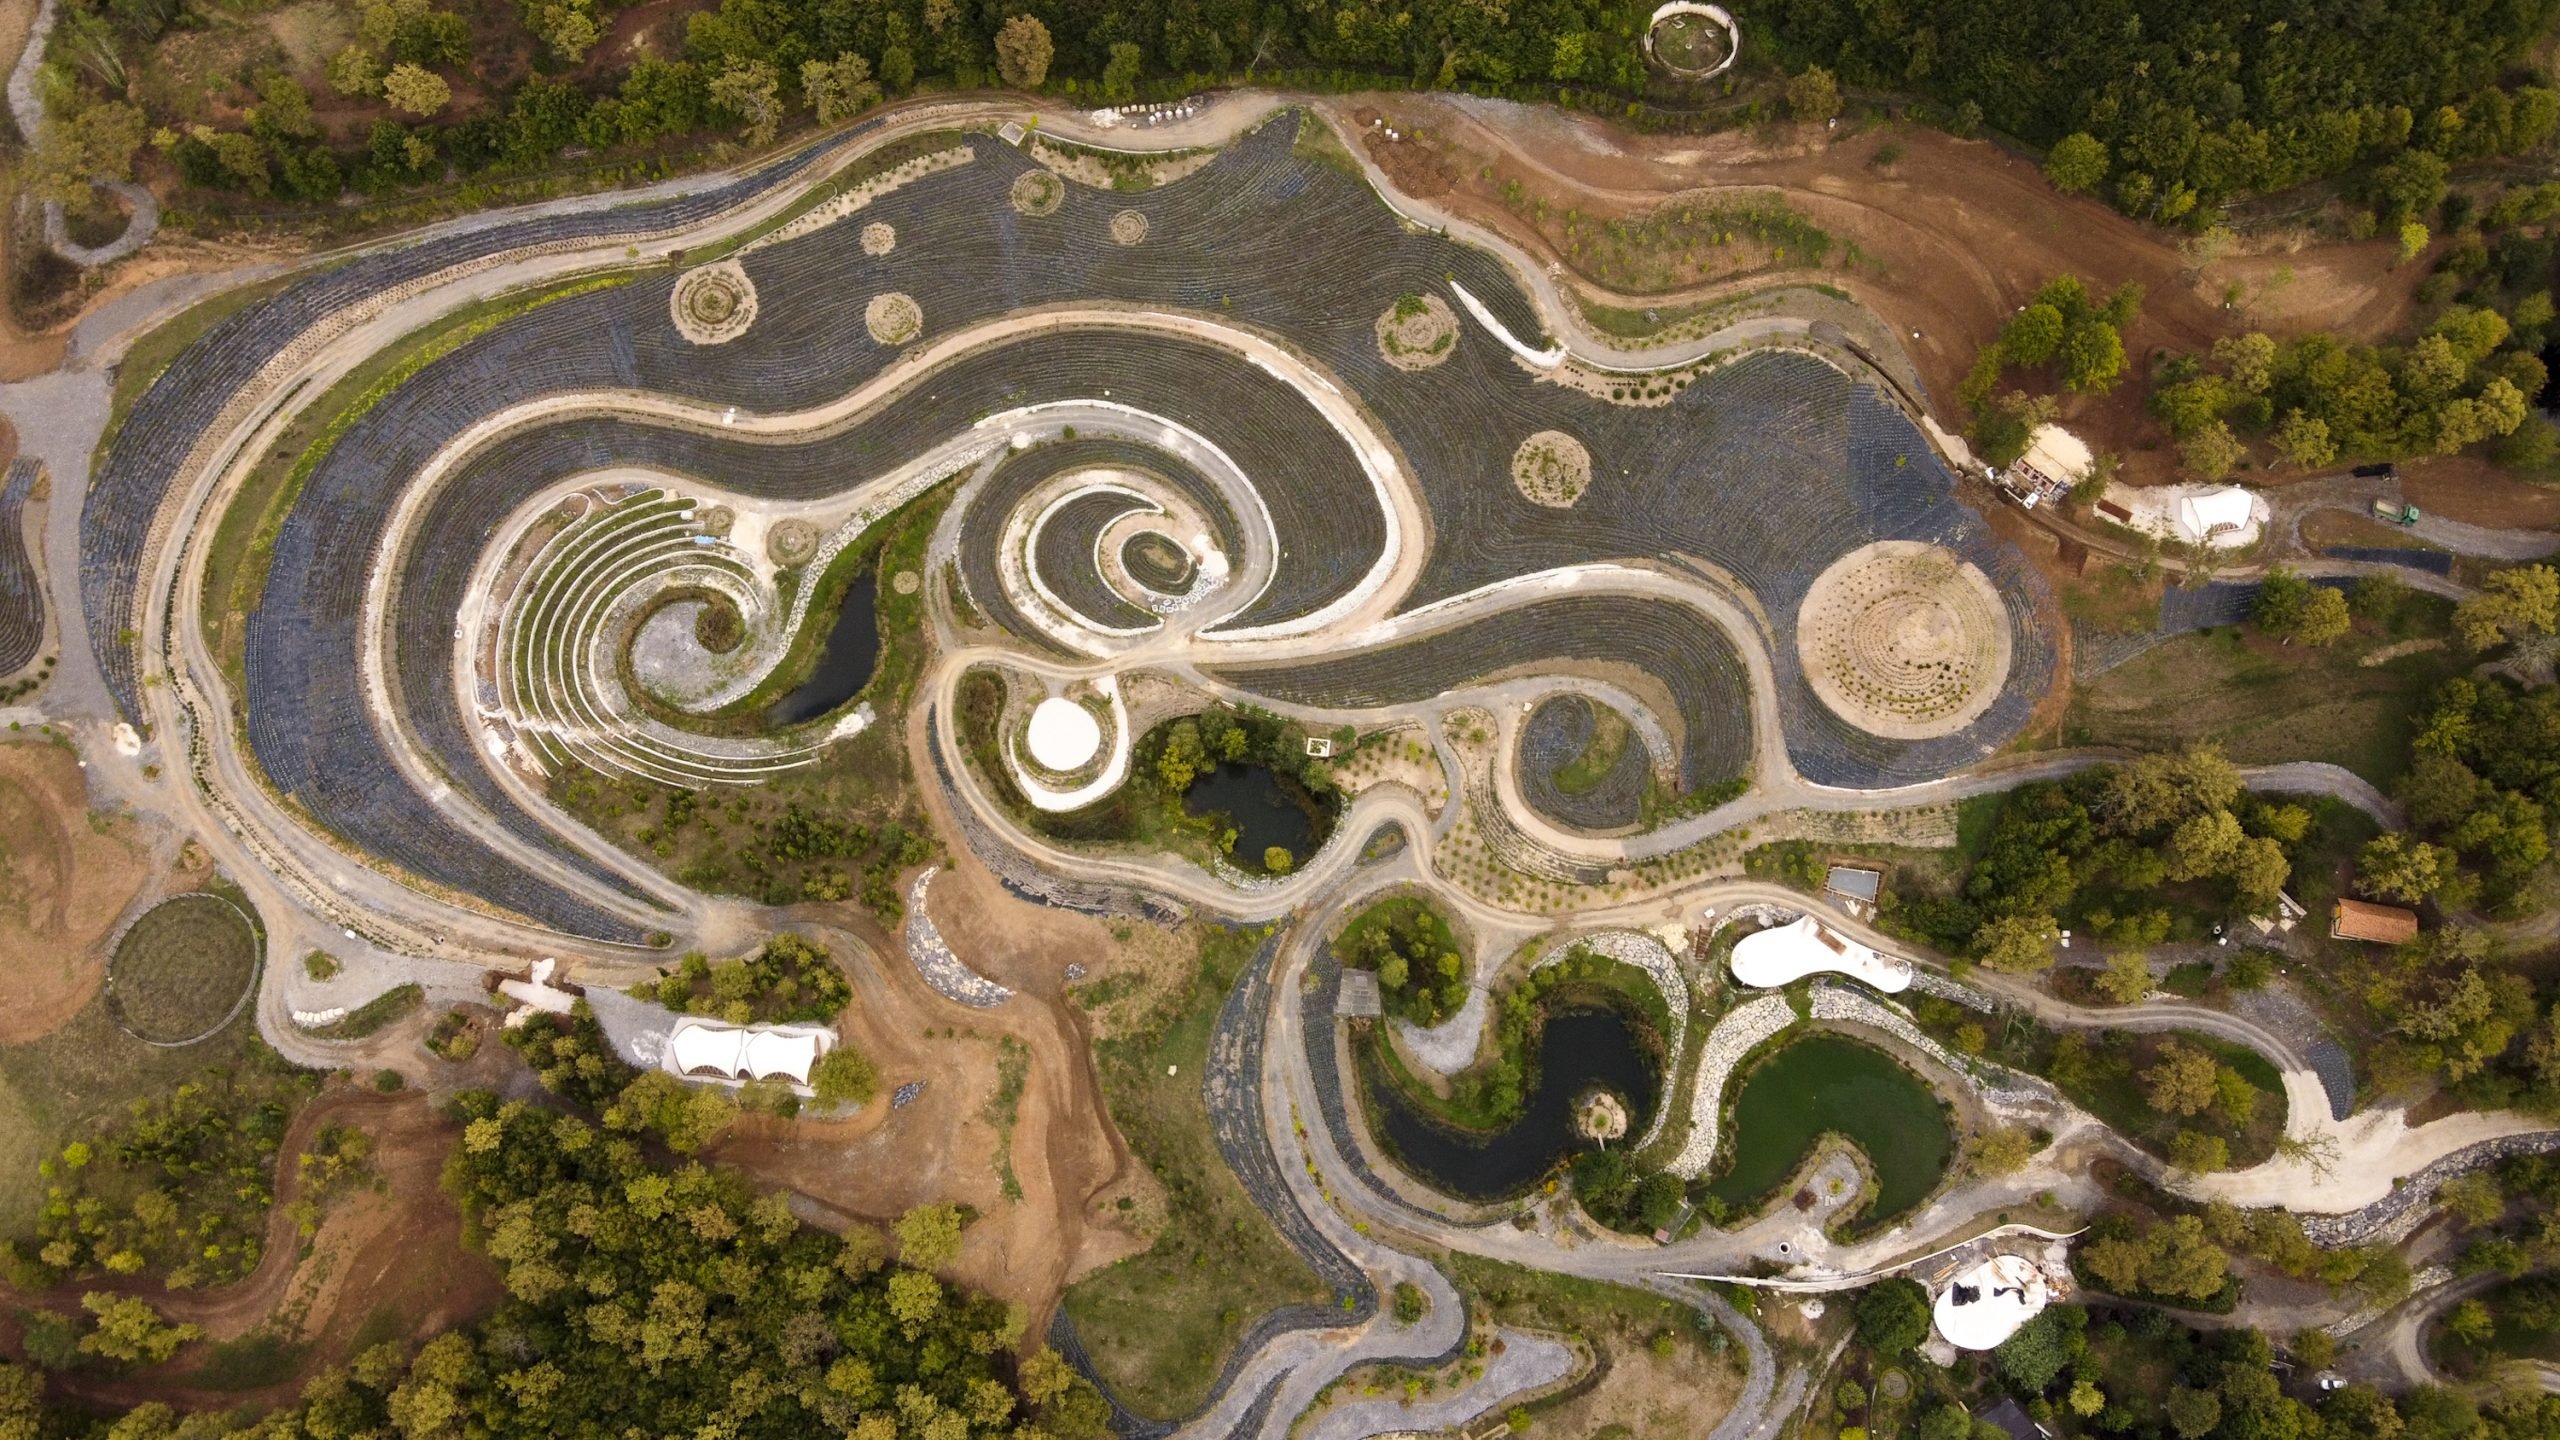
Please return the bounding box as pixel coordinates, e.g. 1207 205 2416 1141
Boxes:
767 570 882 726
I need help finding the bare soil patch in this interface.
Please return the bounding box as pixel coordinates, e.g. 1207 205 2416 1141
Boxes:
865 291 922 345
1512 430 1592 507
1376 293 1457 371
708 875 1150 1334
2402 458 2560 528
0 741 149 1044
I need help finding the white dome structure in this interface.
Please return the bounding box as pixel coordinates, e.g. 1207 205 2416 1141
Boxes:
1026 697 1103 771
1934 1253 2051 1351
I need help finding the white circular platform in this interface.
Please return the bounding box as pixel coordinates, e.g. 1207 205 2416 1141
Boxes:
1027 697 1103 771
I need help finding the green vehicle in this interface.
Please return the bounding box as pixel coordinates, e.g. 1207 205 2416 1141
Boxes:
2372 498 2422 525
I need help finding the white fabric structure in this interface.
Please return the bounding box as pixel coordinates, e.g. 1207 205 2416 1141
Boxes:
1934 1253 2051 1351
1026 697 1103 771
665 1017 833 1085
2101 482 2270 550
1728 915 1913 993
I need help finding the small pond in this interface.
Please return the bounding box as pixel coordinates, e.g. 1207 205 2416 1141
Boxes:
767 570 881 726
1184 762 1329 861
1706 1034 1951 1221
1360 1006 1658 1201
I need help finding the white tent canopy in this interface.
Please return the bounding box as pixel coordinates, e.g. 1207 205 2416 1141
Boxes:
2176 487 2259 541
1728 915 1913 993
665 1018 833 1086
1934 1253 2051 1351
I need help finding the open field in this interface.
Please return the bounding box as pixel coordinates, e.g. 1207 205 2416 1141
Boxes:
1062 926 1330 1420
2062 600 2463 782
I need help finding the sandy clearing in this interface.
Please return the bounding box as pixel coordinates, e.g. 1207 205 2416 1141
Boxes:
0 740 150 1043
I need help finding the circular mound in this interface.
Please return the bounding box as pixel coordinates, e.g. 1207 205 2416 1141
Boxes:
1574 1089 1630 1142
107 893 261 1045
866 292 923 346
669 261 758 345
1011 169 1064 217
1512 431 1593 508
892 569 921 596
1110 209 1149 245
1797 540 2013 739
1517 694 1646 832
766 518 820 566
1026 697 1103 772
1121 531 1196 593
1376 294 1458 371
860 222 896 256
694 504 735 537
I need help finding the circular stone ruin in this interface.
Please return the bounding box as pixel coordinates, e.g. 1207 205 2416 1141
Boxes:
1797 540 2012 739
1110 209 1149 246
1026 696 1104 772
669 260 759 345
861 222 896 256
766 518 820 566
1011 169 1065 217
1512 431 1593 508
866 292 923 346
1376 293 1458 371
1644 1 1740 78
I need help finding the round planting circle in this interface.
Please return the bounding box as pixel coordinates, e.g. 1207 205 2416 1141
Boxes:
1376 293 1458 371
1512 431 1593 508
1797 540 2013 739
107 893 262 1046
669 260 759 344
866 292 923 346
1011 169 1064 217
1110 209 1149 245
694 504 735 537
1644 2 1740 77
1026 697 1103 772
860 222 896 256
1121 531 1197 592
892 569 922 596
766 519 820 566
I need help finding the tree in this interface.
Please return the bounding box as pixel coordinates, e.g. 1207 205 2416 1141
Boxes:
77 1294 200 1364
532 0 600 62
1101 42 1142 104
812 1046 877 1105
2061 319 2127 392
1972 1126 2036 1175
382 62 451 117
2163 809 2245 882
2398 221 2432 266
1994 1307 2081 1391
2002 304 2066 365
1971 912 2059 972
2097 950 2153 1004
2046 132 2108 193
2214 332 2277 393
895 1204 964 1269
2144 1214 2231 1297
994 15 1054 88
2296 587 2351 646
2145 1042 2223 1115
2069 1379 2105 1417
1263 846 1293 874
2254 566 2312 635
23 101 148 206
2453 565 2560 649
708 59 781 146
1787 66 1840 122
2165 1386 2222 1440
2359 832 2450 903
2180 419 2244 479
2270 410 2337 469
2437 1171 2503 1227
1853 1278 1932 1356
807 54 882 125
328 44 384 101
2446 1298 2496 1344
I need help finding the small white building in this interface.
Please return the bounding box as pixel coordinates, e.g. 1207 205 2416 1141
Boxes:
1934 1253 2051 1351
1728 915 1913 993
664 1016 836 1088
2097 481 2271 550
1994 425 2093 509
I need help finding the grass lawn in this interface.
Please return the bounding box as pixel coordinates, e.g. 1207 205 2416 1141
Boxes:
2062 598 2461 783
1550 704 1632 795
1061 928 1328 1420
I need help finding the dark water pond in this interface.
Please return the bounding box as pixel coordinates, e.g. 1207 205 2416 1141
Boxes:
1705 1034 1951 1220
1184 762 1326 859
767 570 881 726
1362 1006 1658 1201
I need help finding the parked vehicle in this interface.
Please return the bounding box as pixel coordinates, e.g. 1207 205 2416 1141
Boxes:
2372 498 2422 525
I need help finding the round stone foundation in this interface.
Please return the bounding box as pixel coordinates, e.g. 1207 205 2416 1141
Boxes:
1796 540 2012 739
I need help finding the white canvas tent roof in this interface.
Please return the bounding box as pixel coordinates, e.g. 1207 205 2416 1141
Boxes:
2176 487 2259 540
665 1018 831 1086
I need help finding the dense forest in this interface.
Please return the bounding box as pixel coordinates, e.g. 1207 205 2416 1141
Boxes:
31 0 2560 226
1759 0 2560 221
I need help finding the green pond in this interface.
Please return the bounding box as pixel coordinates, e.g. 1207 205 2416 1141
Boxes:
1706 1034 1952 1221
